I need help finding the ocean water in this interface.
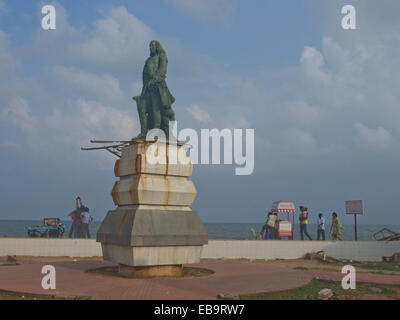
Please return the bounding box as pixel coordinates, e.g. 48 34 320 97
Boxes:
0 220 399 241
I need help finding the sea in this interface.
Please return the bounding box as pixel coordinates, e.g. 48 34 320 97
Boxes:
0 220 399 241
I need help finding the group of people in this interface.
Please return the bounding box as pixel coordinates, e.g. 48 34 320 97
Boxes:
298 206 345 241
68 197 93 239
261 206 345 241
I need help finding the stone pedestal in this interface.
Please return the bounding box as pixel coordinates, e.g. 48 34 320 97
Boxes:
96 140 208 276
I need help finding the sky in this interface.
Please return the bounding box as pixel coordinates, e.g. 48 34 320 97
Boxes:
0 0 399 224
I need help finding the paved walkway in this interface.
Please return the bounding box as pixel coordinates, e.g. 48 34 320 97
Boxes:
0 259 399 299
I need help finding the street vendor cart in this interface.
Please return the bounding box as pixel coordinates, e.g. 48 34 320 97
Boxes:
271 200 296 240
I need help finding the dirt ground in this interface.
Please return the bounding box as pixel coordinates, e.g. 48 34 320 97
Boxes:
1 255 399 300
205 257 400 300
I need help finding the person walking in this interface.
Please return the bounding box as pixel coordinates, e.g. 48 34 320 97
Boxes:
68 210 77 238
80 207 92 239
267 212 278 240
68 196 83 238
299 206 312 240
330 212 345 241
261 212 271 240
317 213 325 240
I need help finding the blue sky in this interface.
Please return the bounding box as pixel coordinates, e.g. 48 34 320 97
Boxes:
0 0 400 225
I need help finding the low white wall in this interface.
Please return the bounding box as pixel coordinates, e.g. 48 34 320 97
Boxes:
201 240 400 262
0 238 398 262
0 238 102 258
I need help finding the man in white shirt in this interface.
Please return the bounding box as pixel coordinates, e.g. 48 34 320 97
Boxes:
80 207 92 239
317 213 325 240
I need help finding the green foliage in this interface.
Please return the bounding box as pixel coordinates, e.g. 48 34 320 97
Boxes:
240 279 397 300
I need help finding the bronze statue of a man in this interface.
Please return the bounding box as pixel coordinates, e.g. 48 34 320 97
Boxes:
133 40 176 140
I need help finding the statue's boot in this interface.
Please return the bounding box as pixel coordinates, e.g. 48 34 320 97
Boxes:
161 107 176 141
132 96 148 140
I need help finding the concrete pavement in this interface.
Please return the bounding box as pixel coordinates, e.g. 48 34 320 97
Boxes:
0 259 399 299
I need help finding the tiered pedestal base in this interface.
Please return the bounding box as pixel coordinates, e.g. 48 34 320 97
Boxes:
96 141 208 273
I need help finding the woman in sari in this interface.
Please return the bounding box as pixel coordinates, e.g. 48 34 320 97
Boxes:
330 212 345 241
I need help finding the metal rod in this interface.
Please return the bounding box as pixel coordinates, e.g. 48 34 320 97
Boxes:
105 147 121 158
354 214 358 241
90 140 133 144
81 144 126 151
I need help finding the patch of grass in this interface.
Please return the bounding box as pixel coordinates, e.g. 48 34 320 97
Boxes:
309 267 340 273
304 255 400 274
0 290 91 300
370 271 400 276
0 263 19 267
317 256 341 265
354 261 400 272
240 279 397 300
293 266 308 270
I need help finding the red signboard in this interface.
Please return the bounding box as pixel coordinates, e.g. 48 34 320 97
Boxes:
345 200 364 215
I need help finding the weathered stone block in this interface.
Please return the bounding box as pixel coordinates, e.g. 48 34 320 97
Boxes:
115 143 193 177
97 209 208 247
111 175 196 206
101 243 203 266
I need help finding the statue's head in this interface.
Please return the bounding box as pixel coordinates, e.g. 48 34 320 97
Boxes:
149 40 165 56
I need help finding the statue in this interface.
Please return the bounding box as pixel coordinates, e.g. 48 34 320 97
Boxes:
133 40 176 140
96 40 208 277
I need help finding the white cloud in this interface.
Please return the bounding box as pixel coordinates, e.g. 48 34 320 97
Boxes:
51 65 126 104
74 99 137 141
0 30 17 76
44 99 138 168
44 99 137 148
300 46 324 69
354 123 394 151
283 128 317 156
287 101 320 123
63 5 211 82
0 97 38 137
223 113 251 129
300 46 331 85
69 6 156 71
1 96 137 158
166 0 235 25
187 104 211 123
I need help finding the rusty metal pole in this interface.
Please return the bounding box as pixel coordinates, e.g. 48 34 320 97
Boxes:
354 214 358 241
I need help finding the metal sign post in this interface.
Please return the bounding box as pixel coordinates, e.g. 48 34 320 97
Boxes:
345 200 364 241
354 214 358 241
